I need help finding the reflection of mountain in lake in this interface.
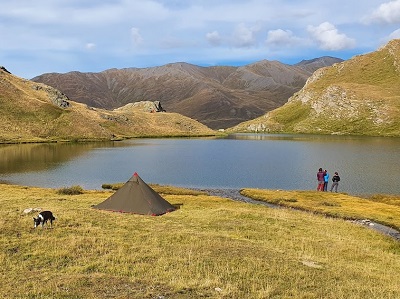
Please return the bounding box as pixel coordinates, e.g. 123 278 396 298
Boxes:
0 142 118 174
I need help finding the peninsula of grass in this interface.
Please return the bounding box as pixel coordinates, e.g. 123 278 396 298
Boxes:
241 189 400 231
1 183 400 298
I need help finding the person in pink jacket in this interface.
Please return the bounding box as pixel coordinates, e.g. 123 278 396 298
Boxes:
317 168 325 191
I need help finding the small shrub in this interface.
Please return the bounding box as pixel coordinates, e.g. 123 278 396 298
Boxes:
102 183 123 190
101 184 113 190
283 198 297 202
56 185 84 195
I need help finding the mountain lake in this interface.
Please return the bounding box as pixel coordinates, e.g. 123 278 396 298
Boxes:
1 133 399 195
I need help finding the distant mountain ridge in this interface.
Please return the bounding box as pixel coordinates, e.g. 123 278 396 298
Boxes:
32 57 342 129
230 39 400 137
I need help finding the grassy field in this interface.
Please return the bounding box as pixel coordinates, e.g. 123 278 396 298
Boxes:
1 184 400 298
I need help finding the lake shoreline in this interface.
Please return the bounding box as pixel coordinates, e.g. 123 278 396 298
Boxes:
200 188 400 241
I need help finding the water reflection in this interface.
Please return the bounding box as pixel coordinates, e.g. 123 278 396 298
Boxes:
0 134 399 195
0 141 129 174
228 133 400 143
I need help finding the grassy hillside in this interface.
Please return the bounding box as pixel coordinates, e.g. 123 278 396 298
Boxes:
1 184 400 298
0 68 216 143
229 39 400 136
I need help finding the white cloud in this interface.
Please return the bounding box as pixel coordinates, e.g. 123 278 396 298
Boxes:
367 0 400 24
206 31 222 46
85 43 96 50
232 23 261 48
131 27 143 47
307 22 356 51
389 28 400 39
265 29 304 47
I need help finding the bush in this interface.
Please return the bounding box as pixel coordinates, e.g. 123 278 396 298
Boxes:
101 184 113 190
101 183 123 190
56 185 84 195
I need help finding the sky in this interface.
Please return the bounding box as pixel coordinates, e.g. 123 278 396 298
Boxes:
1 0 400 79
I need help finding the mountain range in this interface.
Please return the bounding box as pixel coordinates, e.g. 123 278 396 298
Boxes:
230 39 400 137
2 39 399 142
32 57 342 129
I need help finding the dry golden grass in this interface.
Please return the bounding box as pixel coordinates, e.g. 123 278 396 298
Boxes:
1 184 400 298
241 189 400 230
365 193 400 207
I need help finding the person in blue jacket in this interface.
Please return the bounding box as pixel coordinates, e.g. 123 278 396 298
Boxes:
323 170 329 191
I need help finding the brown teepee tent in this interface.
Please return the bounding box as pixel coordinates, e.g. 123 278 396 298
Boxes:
93 172 175 216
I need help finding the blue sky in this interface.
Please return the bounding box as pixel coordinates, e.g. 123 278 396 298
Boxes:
1 0 400 79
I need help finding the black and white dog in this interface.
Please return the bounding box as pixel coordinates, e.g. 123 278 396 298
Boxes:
33 211 56 228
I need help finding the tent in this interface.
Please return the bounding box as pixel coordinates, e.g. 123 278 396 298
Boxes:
93 172 175 216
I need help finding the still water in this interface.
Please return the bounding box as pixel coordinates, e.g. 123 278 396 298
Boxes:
1 134 399 195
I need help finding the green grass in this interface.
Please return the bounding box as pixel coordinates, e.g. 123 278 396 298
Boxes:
1 184 400 298
272 101 311 129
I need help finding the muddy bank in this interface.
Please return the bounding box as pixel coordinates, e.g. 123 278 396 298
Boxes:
200 188 400 241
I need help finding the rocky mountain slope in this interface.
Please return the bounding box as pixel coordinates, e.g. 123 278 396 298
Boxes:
229 39 400 137
32 57 342 129
0 68 215 143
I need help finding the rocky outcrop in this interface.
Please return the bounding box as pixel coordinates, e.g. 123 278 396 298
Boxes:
31 83 71 108
0 66 11 74
114 101 165 113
